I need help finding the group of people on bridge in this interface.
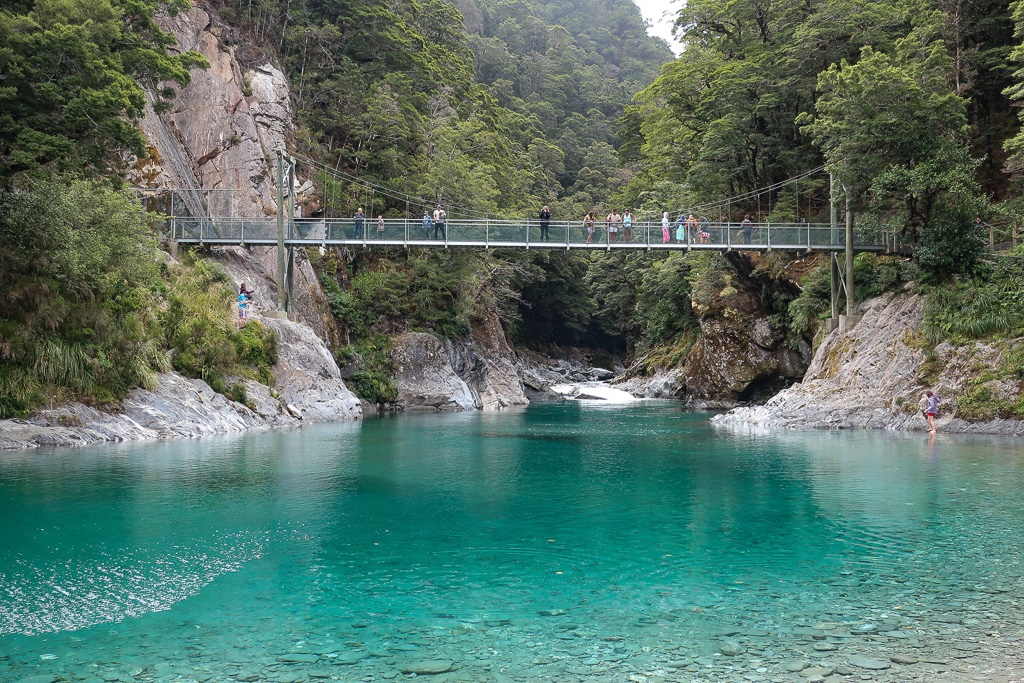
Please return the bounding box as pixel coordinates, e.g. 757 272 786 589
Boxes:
340 205 763 244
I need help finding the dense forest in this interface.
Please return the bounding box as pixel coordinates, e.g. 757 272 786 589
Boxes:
1 0 1023 417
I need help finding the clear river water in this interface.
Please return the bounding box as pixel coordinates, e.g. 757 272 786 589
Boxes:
1 401 1023 683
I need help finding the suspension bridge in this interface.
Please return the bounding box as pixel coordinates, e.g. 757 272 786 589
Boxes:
142 151 930 329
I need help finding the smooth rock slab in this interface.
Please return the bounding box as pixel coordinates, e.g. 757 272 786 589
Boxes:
812 642 837 651
891 655 919 664
400 660 453 675
278 653 319 663
719 640 745 656
785 659 809 672
848 656 890 670
804 666 834 677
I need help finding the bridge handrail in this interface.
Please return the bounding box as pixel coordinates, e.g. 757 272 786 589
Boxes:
167 216 890 250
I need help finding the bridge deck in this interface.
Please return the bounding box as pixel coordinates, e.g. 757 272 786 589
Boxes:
168 218 892 252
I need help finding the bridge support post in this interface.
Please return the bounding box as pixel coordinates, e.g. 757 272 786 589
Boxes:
845 189 856 318
827 178 840 331
268 149 290 320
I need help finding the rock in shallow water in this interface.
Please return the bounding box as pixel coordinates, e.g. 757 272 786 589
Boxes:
400 660 453 675
847 655 890 670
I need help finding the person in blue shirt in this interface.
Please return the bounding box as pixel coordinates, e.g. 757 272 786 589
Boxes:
421 211 432 239
237 283 251 329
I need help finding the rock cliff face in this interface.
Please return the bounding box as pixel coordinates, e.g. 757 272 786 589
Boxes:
388 315 529 411
713 292 1024 435
135 5 342 346
620 252 811 406
264 316 362 421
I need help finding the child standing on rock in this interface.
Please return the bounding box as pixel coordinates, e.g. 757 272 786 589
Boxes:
925 390 939 434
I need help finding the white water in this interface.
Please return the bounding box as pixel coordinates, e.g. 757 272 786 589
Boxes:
549 382 640 403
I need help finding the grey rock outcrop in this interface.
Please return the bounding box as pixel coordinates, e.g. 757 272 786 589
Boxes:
445 313 529 410
264 316 362 421
389 332 477 410
0 373 295 450
388 315 529 411
713 292 1024 435
617 252 812 405
615 367 688 399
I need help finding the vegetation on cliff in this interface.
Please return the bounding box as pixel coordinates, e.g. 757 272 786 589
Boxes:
3 0 1024 416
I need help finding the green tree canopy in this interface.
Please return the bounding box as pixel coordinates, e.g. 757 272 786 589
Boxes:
0 0 207 182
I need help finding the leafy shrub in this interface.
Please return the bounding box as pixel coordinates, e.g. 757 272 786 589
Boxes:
163 256 237 382
352 370 399 403
349 335 397 404
0 179 167 408
230 382 248 405
336 346 357 364
234 320 278 385
916 204 987 281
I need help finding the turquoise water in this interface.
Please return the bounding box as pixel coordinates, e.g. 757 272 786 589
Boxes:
2 402 1024 682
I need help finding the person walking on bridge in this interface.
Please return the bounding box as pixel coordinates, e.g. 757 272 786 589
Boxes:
662 212 671 243
539 206 551 241
673 214 685 243
421 211 432 239
622 210 634 242
353 208 364 239
433 205 447 239
377 215 385 239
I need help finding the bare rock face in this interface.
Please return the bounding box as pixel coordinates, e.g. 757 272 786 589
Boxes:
0 373 297 450
713 292 1024 435
387 319 528 411
135 6 342 348
684 259 808 406
445 313 529 410
263 316 361 421
389 332 477 411
137 7 288 217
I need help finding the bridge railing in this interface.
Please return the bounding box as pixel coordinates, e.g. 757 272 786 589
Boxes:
168 217 890 250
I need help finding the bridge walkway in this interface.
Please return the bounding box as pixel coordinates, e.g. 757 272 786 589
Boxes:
169 217 893 252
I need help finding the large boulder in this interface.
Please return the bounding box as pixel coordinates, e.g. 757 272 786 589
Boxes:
683 254 809 406
264 316 361 421
446 312 529 410
389 332 477 410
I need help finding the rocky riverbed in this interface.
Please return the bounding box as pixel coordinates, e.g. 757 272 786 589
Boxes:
4 562 1023 683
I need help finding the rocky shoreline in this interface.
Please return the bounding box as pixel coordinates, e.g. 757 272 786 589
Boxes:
713 292 1024 437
